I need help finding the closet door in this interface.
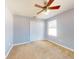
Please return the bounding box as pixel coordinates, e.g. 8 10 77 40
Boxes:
14 16 30 44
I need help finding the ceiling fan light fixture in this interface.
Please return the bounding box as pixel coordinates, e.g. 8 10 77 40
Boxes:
44 10 50 15
34 0 60 15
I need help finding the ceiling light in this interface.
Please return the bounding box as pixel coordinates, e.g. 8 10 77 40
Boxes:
43 10 50 15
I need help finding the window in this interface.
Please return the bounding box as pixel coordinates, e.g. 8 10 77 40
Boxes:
48 20 57 36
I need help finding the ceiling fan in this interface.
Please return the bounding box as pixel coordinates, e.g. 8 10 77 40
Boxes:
34 0 60 15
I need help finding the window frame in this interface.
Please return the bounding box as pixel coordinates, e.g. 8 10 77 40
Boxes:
47 20 57 37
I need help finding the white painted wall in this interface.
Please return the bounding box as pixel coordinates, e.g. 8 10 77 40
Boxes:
30 20 45 41
45 9 74 49
13 16 30 44
13 16 45 44
5 6 13 55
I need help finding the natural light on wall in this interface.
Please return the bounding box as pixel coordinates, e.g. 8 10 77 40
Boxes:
48 20 57 36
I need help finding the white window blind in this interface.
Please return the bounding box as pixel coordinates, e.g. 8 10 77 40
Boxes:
48 20 57 36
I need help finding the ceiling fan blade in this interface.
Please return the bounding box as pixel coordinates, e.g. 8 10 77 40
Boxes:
35 4 44 8
44 1 47 5
46 0 54 6
37 9 45 14
48 5 60 9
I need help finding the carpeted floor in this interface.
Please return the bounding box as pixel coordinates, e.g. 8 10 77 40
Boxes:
7 40 74 59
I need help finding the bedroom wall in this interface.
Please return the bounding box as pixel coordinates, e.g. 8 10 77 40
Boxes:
13 15 30 44
30 20 45 41
13 16 45 44
45 9 74 50
5 6 13 55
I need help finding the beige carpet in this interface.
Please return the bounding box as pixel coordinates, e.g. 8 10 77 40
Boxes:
7 40 74 59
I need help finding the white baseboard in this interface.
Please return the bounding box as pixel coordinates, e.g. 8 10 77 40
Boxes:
13 41 32 46
47 40 74 52
13 39 46 46
5 44 13 58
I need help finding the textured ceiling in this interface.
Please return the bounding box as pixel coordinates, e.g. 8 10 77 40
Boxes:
6 0 74 19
